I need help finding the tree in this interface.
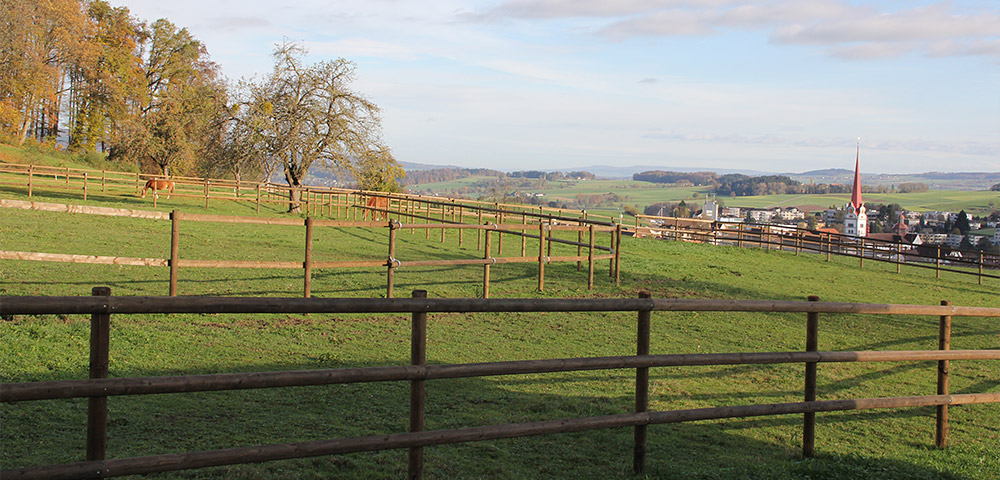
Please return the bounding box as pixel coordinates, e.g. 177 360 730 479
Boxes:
0 0 88 144
955 210 971 235
105 18 225 176
66 0 144 153
248 41 388 212
354 146 404 193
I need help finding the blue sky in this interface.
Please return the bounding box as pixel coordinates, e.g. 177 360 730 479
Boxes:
117 0 999 174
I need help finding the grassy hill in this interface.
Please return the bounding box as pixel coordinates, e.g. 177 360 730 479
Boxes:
1 172 999 479
411 176 998 215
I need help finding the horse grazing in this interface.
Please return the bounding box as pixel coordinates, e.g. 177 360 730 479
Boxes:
142 179 175 199
362 196 390 220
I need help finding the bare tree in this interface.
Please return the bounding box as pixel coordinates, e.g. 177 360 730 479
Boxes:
249 41 385 212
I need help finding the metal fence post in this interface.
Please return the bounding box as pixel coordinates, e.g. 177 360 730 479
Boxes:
803 295 819 458
87 286 111 461
937 300 952 448
409 289 428 480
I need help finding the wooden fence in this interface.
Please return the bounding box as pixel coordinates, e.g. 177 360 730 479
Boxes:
1 293 998 479
634 214 999 284
0 162 621 224
0 200 621 297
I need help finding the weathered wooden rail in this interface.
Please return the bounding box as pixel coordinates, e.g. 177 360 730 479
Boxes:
634 215 999 284
1 293 998 479
0 200 621 297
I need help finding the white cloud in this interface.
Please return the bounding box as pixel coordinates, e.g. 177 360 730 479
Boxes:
484 1 1000 61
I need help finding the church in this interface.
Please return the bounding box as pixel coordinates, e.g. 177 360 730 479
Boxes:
844 140 868 237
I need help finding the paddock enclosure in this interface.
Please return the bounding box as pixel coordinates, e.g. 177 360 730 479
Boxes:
3 162 999 478
2 293 998 479
1 199 621 297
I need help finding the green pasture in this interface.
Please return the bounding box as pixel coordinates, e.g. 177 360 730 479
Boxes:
412 174 998 216
2 187 999 479
727 190 1000 214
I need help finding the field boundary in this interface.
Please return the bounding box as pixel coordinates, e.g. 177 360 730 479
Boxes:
2 293 998 479
633 214 999 284
0 199 621 296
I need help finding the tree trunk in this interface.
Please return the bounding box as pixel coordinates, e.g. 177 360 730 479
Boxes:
285 170 302 213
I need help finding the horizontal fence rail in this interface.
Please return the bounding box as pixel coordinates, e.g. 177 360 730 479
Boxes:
1 293 998 479
3 295 998 316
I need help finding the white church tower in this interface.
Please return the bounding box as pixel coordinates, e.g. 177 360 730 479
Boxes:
844 139 867 237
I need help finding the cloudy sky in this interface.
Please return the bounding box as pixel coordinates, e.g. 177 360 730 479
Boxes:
117 0 999 174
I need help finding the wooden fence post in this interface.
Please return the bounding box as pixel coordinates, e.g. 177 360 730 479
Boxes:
87 286 111 462
458 206 464 247
634 290 652 474
538 222 546 291
440 202 447 243
101 170 106 193
523 214 528 258
497 210 504 255
82 173 88 201
859 238 865 268
803 295 820 458
477 208 483 249
204 179 210 209
936 246 941 279
135 172 141 196
425 202 431 240
387 221 398 298
170 211 180 296
409 289 428 480
304 217 313 298
897 243 902 274
588 225 595 290
979 253 984 285
483 229 492 298
256 184 261 214
936 300 951 448
615 224 622 285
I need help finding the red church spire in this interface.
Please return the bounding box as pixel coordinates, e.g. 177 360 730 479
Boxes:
850 138 862 210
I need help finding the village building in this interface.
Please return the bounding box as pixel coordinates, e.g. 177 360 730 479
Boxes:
699 200 719 221
747 209 774 223
843 141 868 237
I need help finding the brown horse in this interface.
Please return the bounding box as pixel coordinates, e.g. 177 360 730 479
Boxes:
142 179 175 199
362 196 389 220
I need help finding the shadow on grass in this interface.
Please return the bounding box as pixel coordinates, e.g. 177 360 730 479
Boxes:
3 356 989 480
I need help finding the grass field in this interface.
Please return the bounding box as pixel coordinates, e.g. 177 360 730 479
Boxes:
2 175 999 479
411 176 998 216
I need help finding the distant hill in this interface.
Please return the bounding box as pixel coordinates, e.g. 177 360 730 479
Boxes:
798 168 853 176
552 165 773 179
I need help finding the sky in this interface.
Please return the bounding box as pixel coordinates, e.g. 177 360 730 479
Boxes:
115 0 1000 174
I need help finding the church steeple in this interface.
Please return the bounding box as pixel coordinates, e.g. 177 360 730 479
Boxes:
844 138 868 237
850 139 862 210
